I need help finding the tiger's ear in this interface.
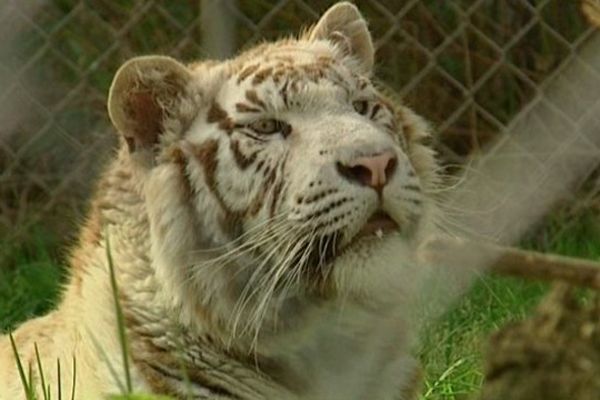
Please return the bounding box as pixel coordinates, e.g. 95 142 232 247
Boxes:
108 56 193 152
309 2 374 75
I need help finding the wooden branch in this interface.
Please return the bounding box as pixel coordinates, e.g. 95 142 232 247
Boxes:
420 237 600 290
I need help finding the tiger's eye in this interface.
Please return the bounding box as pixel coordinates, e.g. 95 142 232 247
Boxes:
248 118 291 137
353 100 369 115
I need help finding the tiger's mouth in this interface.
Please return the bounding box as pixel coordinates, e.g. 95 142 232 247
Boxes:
297 209 400 271
356 209 400 239
330 208 401 257
275 209 406 293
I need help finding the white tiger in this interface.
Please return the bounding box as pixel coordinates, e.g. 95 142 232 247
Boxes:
0 2 439 399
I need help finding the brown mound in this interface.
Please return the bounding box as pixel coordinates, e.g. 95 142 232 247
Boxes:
478 284 600 400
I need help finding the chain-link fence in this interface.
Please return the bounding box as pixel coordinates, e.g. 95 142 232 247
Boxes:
0 0 597 245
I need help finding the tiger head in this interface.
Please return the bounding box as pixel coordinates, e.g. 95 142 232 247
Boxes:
107 2 438 340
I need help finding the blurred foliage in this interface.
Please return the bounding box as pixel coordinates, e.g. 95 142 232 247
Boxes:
0 0 593 245
0 226 65 332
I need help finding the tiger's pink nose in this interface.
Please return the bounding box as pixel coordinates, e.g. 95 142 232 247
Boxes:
336 151 398 191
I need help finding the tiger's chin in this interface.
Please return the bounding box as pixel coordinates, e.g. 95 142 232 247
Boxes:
328 208 416 263
304 208 423 301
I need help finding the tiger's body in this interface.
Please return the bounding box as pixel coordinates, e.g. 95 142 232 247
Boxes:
0 3 439 399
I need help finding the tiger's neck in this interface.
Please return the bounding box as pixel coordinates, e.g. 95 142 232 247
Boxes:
67 151 416 399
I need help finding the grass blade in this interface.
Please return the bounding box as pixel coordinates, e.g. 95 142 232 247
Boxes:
106 235 133 393
56 358 61 400
9 332 35 399
28 363 37 400
34 343 49 400
70 356 76 400
87 327 127 394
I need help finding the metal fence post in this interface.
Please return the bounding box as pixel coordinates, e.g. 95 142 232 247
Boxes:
200 0 237 59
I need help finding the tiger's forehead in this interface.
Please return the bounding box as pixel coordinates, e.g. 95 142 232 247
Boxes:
238 40 339 65
263 44 332 61
223 41 371 98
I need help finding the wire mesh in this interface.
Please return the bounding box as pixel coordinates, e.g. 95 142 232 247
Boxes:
0 0 597 243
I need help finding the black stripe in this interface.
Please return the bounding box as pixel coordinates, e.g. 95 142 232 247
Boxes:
370 103 381 120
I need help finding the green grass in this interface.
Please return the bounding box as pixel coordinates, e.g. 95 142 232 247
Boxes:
419 275 549 399
419 210 600 399
1 212 599 399
0 229 66 333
